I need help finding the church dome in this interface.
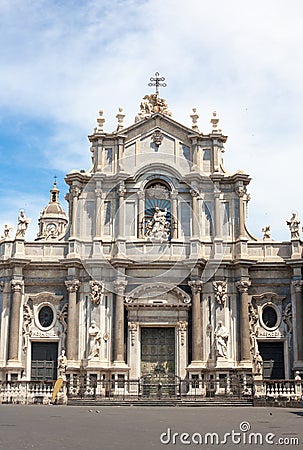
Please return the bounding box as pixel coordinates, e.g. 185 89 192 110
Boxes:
36 180 68 241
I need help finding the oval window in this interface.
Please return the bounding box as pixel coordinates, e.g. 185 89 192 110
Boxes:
262 306 278 329
38 306 54 328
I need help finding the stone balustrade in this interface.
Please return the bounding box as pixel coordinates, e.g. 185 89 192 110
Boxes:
254 379 302 400
0 378 302 404
0 381 54 404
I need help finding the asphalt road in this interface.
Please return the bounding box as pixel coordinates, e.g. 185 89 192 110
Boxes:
0 405 302 450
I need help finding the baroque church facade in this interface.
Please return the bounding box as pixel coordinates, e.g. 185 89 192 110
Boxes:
0 81 302 397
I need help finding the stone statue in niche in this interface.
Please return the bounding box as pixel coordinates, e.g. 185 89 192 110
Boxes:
214 321 229 358
88 321 101 360
145 207 170 242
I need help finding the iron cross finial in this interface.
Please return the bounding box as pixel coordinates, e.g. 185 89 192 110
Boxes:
148 72 167 96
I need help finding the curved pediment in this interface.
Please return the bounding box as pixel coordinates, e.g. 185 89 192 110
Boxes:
125 283 191 306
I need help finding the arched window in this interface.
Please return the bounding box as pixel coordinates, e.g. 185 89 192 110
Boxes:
144 181 172 241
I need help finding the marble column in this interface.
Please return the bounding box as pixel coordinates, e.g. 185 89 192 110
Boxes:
113 279 128 364
171 189 178 239
236 280 251 362
8 280 24 361
188 280 203 362
236 186 246 239
65 279 80 360
190 189 199 238
293 280 303 361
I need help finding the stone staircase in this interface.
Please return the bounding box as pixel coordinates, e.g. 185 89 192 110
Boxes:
68 397 253 407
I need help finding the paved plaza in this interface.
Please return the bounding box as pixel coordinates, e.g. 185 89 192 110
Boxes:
0 405 302 450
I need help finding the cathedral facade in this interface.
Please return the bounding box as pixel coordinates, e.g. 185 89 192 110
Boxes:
0 86 302 398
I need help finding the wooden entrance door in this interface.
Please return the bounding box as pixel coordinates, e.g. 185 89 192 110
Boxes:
258 341 285 379
31 342 58 381
141 327 175 376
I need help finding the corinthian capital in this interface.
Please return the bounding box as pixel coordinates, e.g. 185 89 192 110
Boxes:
188 279 203 294
137 190 145 200
10 279 24 292
292 280 303 292
190 189 199 198
114 279 128 296
236 280 251 293
117 184 126 197
65 279 80 293
236 186 246 198
71 185 81 198
95 188 103 199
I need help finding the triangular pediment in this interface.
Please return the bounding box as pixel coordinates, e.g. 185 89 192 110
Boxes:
123 112 198 146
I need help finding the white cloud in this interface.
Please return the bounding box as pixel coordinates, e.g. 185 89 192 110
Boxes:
0 0 303 240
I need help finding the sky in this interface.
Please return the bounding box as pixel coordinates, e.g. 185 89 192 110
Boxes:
0 0 303 241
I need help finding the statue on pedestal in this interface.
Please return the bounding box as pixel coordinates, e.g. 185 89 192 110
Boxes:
57 349 67 380
88 321 101 360
286 212 300 239
15 210 30 238
214 321 229 358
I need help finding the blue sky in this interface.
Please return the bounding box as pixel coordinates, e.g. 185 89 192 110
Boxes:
1 0 303 241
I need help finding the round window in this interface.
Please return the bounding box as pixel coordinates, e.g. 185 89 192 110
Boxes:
262 306 278 329
38 306 54 328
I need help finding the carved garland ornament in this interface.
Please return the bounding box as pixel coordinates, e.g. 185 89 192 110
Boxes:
89 280 104 305
213 281 227 305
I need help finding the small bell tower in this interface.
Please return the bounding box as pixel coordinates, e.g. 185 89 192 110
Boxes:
36 179 68 240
